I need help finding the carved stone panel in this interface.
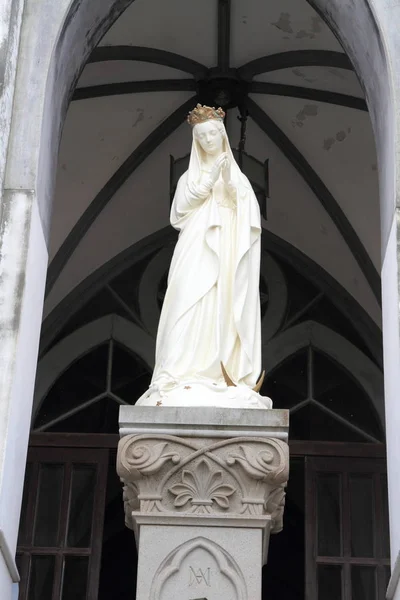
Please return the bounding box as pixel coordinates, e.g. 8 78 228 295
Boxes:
149 536 247 600
117 434 289 533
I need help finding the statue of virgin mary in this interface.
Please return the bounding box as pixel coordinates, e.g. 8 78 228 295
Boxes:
138 104 271 409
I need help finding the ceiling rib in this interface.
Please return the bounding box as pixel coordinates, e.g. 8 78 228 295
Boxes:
71 79 367 112
250 82 367 111
238 50 353 79
73 79 196 101
247 97 381 303
89 46 208 78
45 95 198 298
217 0 231 71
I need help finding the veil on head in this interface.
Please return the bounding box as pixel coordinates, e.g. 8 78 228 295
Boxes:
188 119 251 190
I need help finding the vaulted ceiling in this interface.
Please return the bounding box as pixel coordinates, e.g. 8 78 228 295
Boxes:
45 0 381 328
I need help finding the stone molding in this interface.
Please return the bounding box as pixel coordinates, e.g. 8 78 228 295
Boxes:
117 433 289 533
149 536 248 600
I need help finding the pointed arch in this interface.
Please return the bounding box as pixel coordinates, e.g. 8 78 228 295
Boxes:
263 320 384 427
33 314 154 420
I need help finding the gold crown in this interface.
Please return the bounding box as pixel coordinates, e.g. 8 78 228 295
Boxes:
187 103 225 127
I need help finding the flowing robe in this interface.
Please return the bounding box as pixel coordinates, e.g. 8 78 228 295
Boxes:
151 130 262 391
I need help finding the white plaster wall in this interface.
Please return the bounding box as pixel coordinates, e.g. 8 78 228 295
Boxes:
78 61 189 88
101 0 218 67
0 0 24 192
0 552 12 600
235 114 382 324
51 91 192 258
0 195 47 595
45 122 189 316
0 198 47 547
256 66 363 97
254 94 381 269
230 0 341 66
309 0 395 257
382 212 400 568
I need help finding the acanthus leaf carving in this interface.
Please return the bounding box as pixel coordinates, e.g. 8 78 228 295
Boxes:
265 483 287 533
122 479 139 528
226 440 289 485
226 445 275 479
127 442 181 475
118 437 181 480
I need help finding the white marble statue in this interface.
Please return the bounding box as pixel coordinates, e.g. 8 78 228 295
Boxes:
138 105 272 409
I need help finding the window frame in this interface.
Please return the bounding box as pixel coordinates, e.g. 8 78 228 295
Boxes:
305 456 390 600
17 446 108 600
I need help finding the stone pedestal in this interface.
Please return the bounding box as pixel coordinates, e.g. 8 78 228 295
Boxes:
117 406 289 600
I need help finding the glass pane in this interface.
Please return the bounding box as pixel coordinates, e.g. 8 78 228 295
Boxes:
312 352 382 440
305 296 373 359
67 465 96 547
350 475 375 557
351 566 377 600
279 259 320 323
264 349 309 409
34 464 64 547
18 463 32 545
381 475 390 558
61 556 89 600
28 555 55 600
290 403 367 442
111 344 151 403
48 397 120 434
34 344 109 430
318 565 342 600
317 473 342 556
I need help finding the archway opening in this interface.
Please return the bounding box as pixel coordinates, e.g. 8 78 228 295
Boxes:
10 0 395 599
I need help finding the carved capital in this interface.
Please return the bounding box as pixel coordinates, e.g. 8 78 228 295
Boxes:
117 433 289 533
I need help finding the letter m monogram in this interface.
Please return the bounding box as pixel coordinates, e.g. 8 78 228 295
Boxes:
189 566 211 587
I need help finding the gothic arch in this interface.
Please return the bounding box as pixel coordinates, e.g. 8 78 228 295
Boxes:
263 320 385 427
32 314 154 420
3 0 398 580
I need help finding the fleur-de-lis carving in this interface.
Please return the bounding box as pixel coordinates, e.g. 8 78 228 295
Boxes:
169 459 235 513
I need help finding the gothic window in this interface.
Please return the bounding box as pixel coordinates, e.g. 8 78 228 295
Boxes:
34 342 151 433
264 347 383 443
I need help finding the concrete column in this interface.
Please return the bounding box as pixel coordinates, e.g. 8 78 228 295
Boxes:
382 210 400 600
0 3 47 600
0 193 48 600
117 406 289 600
